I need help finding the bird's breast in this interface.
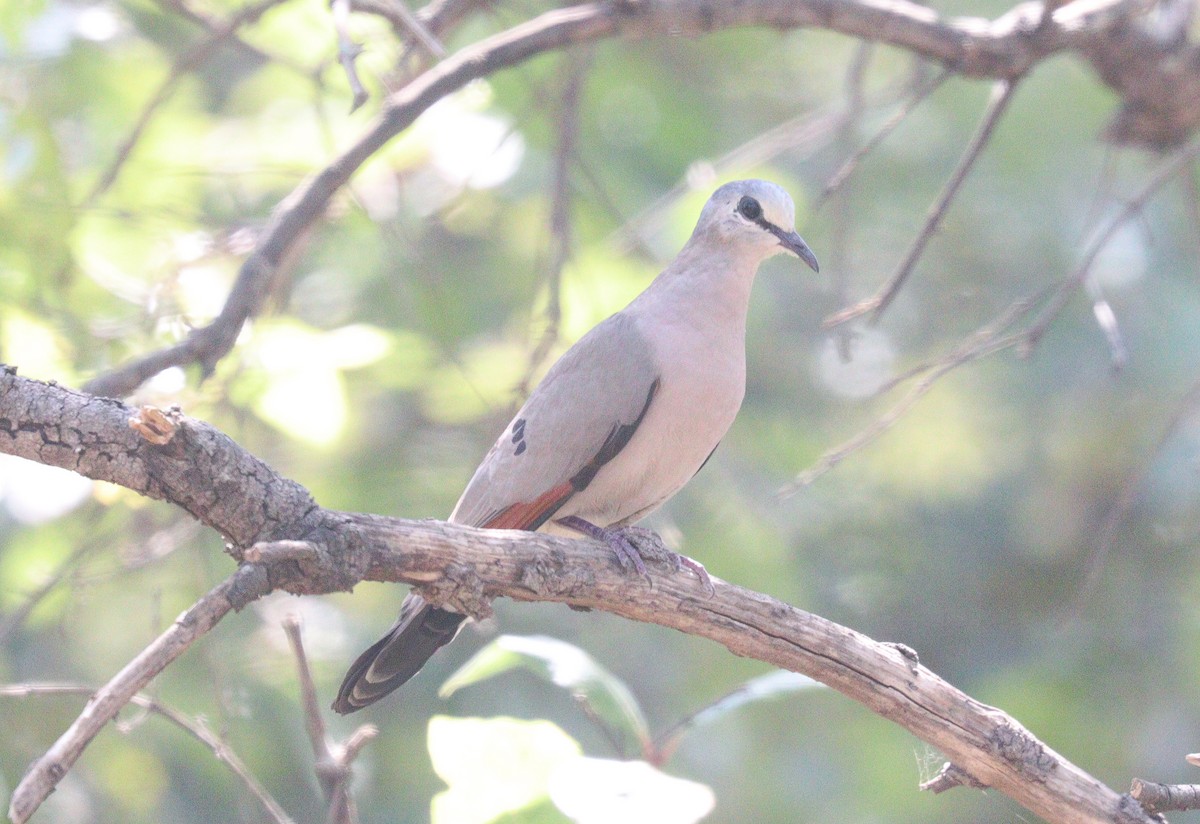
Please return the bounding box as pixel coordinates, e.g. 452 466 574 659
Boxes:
560 316 746 527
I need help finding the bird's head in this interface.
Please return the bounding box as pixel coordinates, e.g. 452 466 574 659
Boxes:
694 179 820 272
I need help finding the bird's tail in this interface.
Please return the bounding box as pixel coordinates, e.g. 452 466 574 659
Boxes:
332 593 466 714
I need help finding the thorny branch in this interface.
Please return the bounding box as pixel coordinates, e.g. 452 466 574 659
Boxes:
0 368 1160 824
332 0 370 112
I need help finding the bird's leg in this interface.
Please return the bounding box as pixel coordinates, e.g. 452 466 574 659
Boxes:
556 515 648 577
555 517 714 594
619 526 714 595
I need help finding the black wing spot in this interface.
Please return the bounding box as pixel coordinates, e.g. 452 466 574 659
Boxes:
569 378 660 492
512 418 527 454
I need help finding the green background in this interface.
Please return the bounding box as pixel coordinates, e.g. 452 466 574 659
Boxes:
2 0 1199 821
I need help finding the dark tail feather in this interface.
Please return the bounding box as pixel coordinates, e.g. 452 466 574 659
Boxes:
332 595 466 714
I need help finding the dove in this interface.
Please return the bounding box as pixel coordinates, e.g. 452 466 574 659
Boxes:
333 179 818 713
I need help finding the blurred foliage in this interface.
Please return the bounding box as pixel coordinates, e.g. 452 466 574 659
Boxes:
439 635 823 768
2 0 1200 822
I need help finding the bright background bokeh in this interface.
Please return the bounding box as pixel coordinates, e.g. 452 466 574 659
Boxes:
3 0 1200 822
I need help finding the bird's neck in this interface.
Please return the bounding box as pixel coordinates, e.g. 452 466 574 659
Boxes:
635 239 763 332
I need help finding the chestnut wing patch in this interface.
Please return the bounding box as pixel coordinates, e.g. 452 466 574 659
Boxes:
482 378 660 531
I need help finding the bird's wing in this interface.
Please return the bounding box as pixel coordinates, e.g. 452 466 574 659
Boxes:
450 310 661 530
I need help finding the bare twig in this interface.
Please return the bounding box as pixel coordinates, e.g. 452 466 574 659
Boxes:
828 43 874 360
1084 275 1128 369
284 616 329 760
332 0 371 111
825 77 1023 328
373 0 481 81
920 761 990 793
284 618 345 824
1063 375 1200 620
1185 163 1200 259
282 617 376 824
354 0 447 57
816 65 951 210
1022 128 1200 354
155 0 310 72
245 539 321 563
83 0 290 208
1130 777 1200 814
1083 144 1120 241
0 515 103 644
6 565 273 824
515 51 588 398
1 682 294 824
785 290 1045 493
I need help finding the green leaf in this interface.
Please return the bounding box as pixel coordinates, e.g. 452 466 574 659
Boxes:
548 757 714 824
440 635 650 752
653 671 824 761
687 670 823 728
427 715 577 824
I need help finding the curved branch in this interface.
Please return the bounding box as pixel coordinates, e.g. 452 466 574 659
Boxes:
1 683 294 824
82 0 291 207
83 0 1146 399
5 566 270 824
0 370 1158 824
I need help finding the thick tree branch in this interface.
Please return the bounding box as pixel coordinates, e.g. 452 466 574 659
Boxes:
0 369 1160 824
83 0 1148 399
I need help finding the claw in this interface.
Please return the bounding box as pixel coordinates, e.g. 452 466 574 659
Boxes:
557 515 648 576
556 516 712 594
676 554 715 596
607 531 648 577
616 526 712 594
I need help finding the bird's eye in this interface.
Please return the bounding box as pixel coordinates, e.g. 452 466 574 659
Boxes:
737 196 763 221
